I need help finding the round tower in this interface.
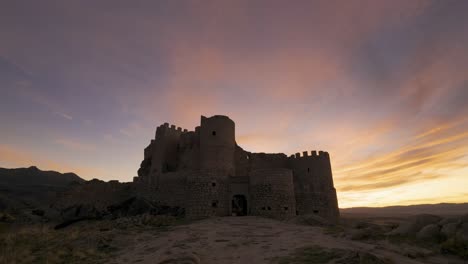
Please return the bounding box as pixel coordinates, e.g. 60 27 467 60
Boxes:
185 115 235 219
199 115 236 176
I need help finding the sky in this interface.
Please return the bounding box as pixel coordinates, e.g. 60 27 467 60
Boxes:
1 0 468 208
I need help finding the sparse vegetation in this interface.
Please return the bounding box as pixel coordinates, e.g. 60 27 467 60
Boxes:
0 214 185 264
323 225 345 236
440 237 468 260
0 225 112 264
272 245 345 264
0 212 15 223
272 245 393 264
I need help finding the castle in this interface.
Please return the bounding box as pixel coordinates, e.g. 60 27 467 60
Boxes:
133 115 339 222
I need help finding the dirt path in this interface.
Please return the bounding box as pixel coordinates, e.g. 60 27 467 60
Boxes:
109 216 437 264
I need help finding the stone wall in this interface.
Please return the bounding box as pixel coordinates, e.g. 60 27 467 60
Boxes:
178 131 201 171
153 172 187 208
250 152 289 170
291 151 339 222
54 180 134 210
249 168 296 220
185 171 230 219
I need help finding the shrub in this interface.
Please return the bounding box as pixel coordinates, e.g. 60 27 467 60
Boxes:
440 237 468 260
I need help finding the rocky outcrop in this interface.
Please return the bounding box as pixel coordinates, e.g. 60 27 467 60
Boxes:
416 224 440 241
441 222 460 237
55 196 185 229
388 214 441 235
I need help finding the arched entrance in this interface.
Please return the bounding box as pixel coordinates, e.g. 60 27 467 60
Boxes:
231 194 248 216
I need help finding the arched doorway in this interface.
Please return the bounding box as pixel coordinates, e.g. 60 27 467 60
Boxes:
231 195 248 216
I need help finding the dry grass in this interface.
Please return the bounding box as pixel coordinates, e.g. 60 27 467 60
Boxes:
271 246 393 264
0 214 183 264
0 224 114 264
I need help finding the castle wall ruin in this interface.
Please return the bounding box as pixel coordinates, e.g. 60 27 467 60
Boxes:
135 115 339 222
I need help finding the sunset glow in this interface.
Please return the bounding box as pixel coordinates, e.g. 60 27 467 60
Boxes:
1 0 467 208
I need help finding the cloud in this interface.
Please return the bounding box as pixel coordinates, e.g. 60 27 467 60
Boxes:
55 138 96 152
119 122 145 138
54 112 73 120
1 0 468 206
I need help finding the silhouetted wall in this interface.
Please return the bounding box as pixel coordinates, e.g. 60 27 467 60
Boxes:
134 115 340 222
249 168 296 219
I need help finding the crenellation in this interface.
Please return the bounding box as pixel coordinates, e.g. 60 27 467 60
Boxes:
134 115 339 222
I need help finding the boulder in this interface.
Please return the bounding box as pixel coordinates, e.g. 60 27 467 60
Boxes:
388 214 441 236
439 217 459 226
108 197 155 217
55 204 102 229
416 224 440 241
350 225 384 240
441 222 459 238
31 209 45 216
0 212 15 223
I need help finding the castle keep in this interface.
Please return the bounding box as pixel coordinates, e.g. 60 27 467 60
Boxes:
134 115 339 222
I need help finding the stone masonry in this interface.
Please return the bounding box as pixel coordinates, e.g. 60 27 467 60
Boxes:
134 115 339 222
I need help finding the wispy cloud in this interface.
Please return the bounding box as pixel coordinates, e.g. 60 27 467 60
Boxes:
54 112 73 120
119 122 144 138
1 0 468 206
55 138 96 152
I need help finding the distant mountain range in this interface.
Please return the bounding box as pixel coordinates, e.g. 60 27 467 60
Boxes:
0 166 85 187
341 203 468 217
0 166 86 212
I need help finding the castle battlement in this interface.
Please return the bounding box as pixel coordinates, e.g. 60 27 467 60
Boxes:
135 115 339 222
289 150 330 159
155 122 189 138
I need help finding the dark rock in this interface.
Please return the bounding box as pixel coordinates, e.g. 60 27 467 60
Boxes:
441 222 459 238
388 214 441 236
107 197 185 218
32 209 45 216
55 204 103 229
416 224 440 241
350 225 384 240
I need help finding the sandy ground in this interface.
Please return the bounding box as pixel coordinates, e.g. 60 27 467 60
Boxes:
108 216 446 264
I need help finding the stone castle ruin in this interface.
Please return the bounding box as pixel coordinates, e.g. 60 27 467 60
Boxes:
134 115 339 222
